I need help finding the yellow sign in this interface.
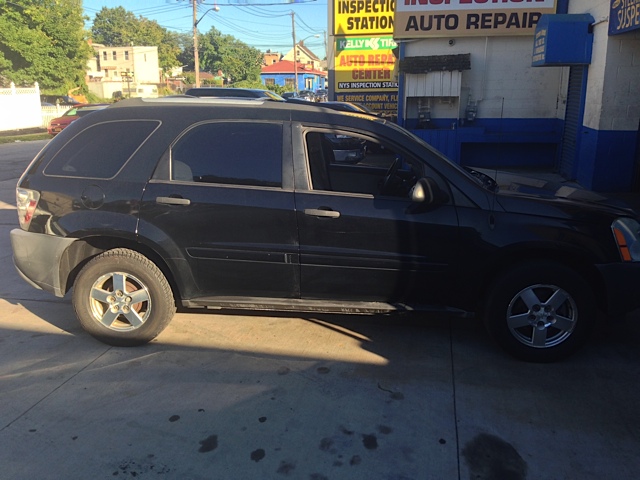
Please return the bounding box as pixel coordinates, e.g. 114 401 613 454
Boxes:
334 0 396 36
394 0 557 38
335 36 398 92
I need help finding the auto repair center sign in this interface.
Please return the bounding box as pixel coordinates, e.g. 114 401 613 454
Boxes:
335 36 398 91
395 0 557 38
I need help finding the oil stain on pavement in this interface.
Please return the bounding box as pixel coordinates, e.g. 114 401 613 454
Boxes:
462 433 528 480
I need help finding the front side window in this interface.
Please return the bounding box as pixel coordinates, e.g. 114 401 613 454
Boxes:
305 130 421 197
170 122 282 188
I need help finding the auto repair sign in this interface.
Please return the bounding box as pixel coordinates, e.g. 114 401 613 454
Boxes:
395 0 557 39
335 36 399 91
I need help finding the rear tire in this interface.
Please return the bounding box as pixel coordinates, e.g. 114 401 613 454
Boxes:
72 248 176 346
483 261 596 362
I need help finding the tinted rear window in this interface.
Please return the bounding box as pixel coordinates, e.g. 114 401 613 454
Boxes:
170 122 282 187
44 120 159 179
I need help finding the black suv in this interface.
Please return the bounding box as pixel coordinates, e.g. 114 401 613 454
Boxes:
10 97 640 362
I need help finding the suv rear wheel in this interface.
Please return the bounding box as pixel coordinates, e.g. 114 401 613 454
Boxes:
483 261 596 362
72 249 176 346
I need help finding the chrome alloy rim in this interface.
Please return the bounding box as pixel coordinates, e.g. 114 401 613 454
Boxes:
88 272 152 331
506 284 577 349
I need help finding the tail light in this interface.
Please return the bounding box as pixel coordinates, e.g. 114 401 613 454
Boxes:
16 188 40 230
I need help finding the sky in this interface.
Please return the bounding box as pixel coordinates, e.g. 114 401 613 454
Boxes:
82 0 329 59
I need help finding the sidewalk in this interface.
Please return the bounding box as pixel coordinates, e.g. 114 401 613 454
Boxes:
0 127 47 137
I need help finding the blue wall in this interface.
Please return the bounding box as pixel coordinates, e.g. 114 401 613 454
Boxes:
409 118 563 168
577 127 639 192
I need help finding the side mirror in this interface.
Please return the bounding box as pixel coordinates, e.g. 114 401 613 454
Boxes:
411 177 439 204
409 177 446 213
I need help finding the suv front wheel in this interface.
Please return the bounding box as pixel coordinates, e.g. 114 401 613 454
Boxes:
72 248 176 346
483 261 596 362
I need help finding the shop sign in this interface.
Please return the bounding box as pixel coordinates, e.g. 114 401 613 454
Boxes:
609 0 640 35
395 0 557 39
334 0 396 35
335 35 399 92
532 14 593 66
335 92 399 115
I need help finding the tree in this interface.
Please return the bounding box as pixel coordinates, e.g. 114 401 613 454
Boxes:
0 0 92 92
91 7 180 76
199 28 263 84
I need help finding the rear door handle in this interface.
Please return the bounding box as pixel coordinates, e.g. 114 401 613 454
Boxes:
304 208 340 218
156 196 191 206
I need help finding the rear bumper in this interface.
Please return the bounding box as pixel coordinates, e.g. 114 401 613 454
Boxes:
597 262 640 316
10 228 76 298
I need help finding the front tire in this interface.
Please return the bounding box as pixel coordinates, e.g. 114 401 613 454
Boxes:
72 248 176 346
483 261 596 362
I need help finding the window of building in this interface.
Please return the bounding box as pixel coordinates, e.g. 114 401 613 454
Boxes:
112 51 117 60
169 122 282 187
102 51 107 61
264 78 275 86
124 51 129 61
285 78 295 87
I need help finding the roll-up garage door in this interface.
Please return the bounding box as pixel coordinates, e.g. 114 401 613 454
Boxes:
559 66 587 179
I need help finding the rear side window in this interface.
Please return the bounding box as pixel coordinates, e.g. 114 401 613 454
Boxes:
170 122 282 188
44 120 159 179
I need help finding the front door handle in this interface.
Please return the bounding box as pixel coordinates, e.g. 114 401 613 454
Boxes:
156 196 191 206
304 208 340 218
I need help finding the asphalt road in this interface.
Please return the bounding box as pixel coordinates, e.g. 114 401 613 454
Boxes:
1 140 640 479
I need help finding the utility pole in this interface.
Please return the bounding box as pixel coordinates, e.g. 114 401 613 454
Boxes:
193 1 200 88
291 11 298 93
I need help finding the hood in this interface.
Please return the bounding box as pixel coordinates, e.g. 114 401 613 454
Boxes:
470 168 637 216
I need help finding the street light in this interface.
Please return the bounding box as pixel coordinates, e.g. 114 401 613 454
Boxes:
193 3 219 88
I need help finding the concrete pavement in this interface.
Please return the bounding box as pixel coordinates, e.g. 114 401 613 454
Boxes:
1 141 639 479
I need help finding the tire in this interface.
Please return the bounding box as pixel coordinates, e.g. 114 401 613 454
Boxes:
483 261 596 362
72 248 176 346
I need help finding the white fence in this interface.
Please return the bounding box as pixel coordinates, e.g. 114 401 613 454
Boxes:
41 104 70 128
0 83 43 132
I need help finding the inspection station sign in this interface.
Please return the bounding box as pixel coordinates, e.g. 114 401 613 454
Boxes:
394 0 557 39
334 0 396 35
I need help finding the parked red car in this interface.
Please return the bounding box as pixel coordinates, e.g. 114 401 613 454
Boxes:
47 104 109 136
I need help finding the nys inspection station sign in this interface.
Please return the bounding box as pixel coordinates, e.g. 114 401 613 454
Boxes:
394 0 558 39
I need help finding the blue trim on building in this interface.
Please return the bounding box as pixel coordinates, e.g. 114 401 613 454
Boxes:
409 118 563 167
577 127 639 192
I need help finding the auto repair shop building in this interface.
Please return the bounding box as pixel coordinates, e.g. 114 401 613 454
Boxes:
392 0 640 192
